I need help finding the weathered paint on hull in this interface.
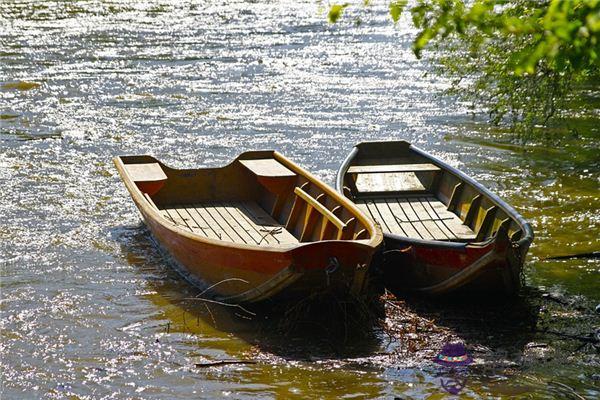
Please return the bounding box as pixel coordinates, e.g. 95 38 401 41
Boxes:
380 236 528 295
141 205 376 301
116 151 383 303
335 140 534 297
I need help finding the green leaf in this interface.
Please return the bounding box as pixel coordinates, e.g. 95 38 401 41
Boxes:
328 4 349 23
389 0 408 23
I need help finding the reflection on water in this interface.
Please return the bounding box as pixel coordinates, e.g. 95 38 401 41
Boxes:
1 0 598 398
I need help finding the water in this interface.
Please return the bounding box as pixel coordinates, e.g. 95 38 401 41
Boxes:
1 1 598 398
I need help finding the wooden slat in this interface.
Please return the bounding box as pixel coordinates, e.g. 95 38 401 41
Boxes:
417 196 439 220
430 194 477 240
407 197 431 221
285 193 303 232
174 208 195 231
194 205 234 242
365 201 389 234
475 206 498 241
408 196 448 239
354 201 370 216
284 182 310 232
205 205 248 243
175 207 206 235
425 199 463 240
403 199 434 239
163 207 191 231
354 228 368 240
442 217 477 240
412 221 434 240
227 202 277 245
347 163 440 174
385 199 421 238
143 193 160 210
319 204 339 240
300 204 318 241
240 202 298 245
158 202 299 245
357 200 382 235
184 206 217 239
355 194 477 241
418 197 454 240
355 173 427 193
219 203 261 245
422 220 449 240
428 196 462 220
373 199 406 236
447 182 464 211
408 198 446 240
239 202 299 244
433 219 456 240
340 217 357 240
319 219 334 240
397 198 418 222
464 195 482 227
214 204 256 244
293 187 346 231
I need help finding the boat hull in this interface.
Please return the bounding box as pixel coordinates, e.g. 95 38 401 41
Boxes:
336 141 533 296
115 151 382 303
379 233 529 296
140 203 376 302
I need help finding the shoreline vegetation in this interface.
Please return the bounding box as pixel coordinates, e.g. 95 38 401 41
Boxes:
329 0 600 143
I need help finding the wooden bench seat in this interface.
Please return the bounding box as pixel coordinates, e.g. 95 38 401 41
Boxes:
124 163 167 182
239 159 296 177
158 201 299 246
347 163 440 174
124 163 167 195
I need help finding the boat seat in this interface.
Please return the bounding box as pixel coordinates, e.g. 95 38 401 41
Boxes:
347 163 440 194
239 158 297 195
347 163 440 174
124 162 168 195
158 201 299 246
239 159 296 177
355 195 476 241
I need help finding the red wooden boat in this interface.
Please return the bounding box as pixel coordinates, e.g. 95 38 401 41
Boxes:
336 141 533 295
114 151 382 303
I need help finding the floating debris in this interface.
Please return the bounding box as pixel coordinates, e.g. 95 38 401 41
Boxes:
1 81 41 91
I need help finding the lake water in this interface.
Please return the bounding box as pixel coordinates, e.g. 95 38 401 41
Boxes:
1 1 599 398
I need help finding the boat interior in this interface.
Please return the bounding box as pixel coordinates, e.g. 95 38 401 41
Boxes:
340 142 524 243
118 152 373 247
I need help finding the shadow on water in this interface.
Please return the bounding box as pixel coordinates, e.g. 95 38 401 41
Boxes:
111 221 600 374
112 223 385 362
390 290 540 358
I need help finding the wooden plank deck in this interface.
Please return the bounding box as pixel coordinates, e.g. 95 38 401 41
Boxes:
355 195 476 241
159 201 299 246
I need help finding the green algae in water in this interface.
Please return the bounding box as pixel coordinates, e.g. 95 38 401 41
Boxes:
1 81 41 91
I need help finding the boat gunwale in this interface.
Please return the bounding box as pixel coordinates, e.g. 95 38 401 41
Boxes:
335 141 534 248
115 150 383 253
